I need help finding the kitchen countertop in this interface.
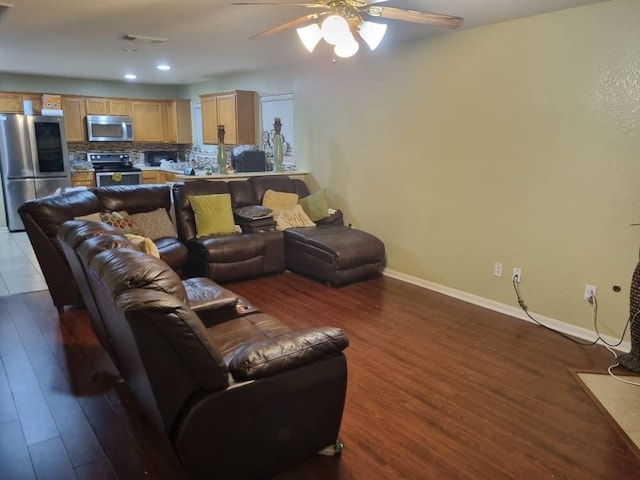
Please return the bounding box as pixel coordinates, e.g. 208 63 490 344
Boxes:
71 164 307 180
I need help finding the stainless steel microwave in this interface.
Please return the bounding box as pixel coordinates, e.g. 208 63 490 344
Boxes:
86 115 134 142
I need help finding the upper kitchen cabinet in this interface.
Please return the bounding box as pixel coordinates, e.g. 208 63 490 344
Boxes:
85 97 132 116
164 100 192 144
199 90 256 145
61 96 87 142
132 101 165 143
22 94 43 114
0 93 43 114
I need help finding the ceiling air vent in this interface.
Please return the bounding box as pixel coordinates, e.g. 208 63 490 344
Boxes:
0 2 14 23
119 34 168 43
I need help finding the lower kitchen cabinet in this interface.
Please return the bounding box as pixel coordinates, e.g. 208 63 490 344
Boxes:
71 171 95 188
142 170 164 184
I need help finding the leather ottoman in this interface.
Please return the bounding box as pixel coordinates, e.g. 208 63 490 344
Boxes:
284 224 385 286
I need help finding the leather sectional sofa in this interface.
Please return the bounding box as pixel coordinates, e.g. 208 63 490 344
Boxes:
57 219 349 480
19 176 386 312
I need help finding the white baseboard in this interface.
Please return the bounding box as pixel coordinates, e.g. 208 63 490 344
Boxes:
383 268 630 353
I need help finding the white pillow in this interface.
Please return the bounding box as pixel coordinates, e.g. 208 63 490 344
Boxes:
273 204 316 231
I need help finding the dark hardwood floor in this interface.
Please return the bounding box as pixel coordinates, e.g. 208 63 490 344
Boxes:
1 272 638 479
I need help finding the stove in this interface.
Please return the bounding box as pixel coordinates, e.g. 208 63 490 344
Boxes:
88 152 142 187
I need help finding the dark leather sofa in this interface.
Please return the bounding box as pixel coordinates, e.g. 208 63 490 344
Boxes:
174 175 386 287
57 220 349 480
18 184 188 311
19 176 386 311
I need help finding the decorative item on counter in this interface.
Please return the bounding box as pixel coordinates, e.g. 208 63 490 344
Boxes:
183 166 196 176
217 125 228 175
205 166 213 175
273 117 284 172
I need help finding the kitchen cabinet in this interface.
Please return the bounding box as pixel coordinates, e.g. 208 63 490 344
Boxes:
162 171 178 182
22 94 43 114
71 171 95 188
199 90 256 145
164 100 192 144
61 97 87 142
142 170 164 184
132 101 165 143
0 94 24 113
0 93 44 114
85 98 132 116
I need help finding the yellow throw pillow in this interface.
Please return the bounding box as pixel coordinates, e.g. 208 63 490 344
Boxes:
299 189 330 222
273 204 316 231
124 234 160 258
189 194 237 238
262 189 299 212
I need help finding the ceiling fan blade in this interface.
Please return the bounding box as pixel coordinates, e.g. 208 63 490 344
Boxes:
367 6 463 29
233 2 328 8
251 12 328 39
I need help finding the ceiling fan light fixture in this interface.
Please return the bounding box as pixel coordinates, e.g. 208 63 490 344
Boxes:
321 14 350 46
358 20 387 51
334 33 360 58
296 23 322 53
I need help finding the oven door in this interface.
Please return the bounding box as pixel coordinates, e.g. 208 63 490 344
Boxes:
95 171 141 187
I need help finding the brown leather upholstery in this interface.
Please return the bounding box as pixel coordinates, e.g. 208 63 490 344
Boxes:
18 184 188 309
172 180 285 282
58 220 349 480
248 177 386 286
285 224 386 285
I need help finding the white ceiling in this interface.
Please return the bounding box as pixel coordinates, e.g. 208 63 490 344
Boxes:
0 0 609 85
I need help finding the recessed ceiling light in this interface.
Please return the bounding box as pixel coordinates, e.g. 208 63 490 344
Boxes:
120 47 138 53
157 64 171 71
124 74 137 80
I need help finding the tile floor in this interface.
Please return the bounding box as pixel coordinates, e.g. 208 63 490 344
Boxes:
578 372 640 451
0 231 48 296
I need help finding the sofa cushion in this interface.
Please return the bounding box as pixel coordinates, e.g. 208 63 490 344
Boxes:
129 208 177 240
234 205 273 221
262 190 298 212
226 326 349 381
90 248 188 303
99 211 142 235
189 194 237 237
125 234 160 258
273 205 315 231
299 189 330 222
154 237 189 272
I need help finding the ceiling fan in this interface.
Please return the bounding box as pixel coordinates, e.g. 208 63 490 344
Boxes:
233 0 464 58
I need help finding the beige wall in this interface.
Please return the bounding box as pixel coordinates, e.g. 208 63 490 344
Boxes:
188 0 640 336
0 74 181 98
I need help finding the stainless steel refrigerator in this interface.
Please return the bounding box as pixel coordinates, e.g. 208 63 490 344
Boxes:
0 114 71 231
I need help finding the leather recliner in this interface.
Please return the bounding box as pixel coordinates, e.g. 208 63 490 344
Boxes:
61 221 349 480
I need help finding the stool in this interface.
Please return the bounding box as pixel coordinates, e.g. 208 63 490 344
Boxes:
284 225 385 286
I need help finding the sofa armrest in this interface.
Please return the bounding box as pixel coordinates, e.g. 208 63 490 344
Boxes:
316 209 344 226
227 327 349 381
235 217 277 233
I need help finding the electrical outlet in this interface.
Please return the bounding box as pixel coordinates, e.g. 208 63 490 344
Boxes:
584 284 597 302
512 268 522 283
494 262 503 277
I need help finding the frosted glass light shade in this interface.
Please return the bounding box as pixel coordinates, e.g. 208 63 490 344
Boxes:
296 23 322 52
334 33 360 58
321 15 350 46
358 21 387 51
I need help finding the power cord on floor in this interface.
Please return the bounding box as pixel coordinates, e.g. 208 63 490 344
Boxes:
513 277 640 386
513 278 599 346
